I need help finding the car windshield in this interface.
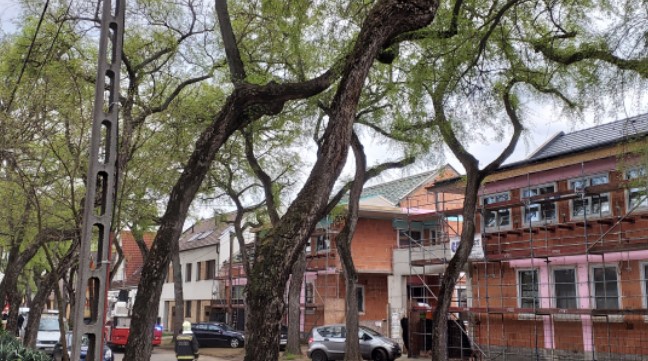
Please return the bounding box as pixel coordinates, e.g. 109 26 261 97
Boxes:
39 318 59 331
360 326 382 337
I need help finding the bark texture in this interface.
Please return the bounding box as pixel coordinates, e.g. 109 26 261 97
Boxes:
337 133 367 361
286 251 306 355
123 40 338 361
430 83 523 361
243 2 438 361
172 241 185 341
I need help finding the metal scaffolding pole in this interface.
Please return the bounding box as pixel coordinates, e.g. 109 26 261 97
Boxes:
72 1 124 360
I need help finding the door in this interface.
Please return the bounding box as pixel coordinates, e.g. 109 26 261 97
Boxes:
325 325 346 360
358 329 373 359
207 324 227 346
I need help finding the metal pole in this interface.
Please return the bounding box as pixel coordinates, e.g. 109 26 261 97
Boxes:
72 1 124 360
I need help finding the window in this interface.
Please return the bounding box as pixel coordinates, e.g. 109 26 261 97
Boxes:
185 300 192 317
196 262 202 281
305 283 314 304
408 285 431 304
305 238 312 254
482 192 511 230
315 235 330 252
518 270 539 308
205 260 216 280
185 263 192 282
627 168 648 210
456 288 468 308
357 285 365 313
570 174 610 217
592 266 619 309
554 268 577 309
397 227 438 247
232 285 245 301
522 184 556 224
644 264 648 308
398 229 421 247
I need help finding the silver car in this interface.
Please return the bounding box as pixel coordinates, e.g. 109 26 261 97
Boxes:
307 324 401 361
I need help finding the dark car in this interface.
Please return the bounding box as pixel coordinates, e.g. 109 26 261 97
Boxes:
52 332 114 361
191 322 245 348
280 325 288 351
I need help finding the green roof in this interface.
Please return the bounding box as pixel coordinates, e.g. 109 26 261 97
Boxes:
344 168 444 206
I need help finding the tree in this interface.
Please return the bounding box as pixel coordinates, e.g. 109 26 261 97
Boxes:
125 2 438 361
376 1 648 359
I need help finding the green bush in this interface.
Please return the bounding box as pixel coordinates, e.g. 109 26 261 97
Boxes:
0 330 51 361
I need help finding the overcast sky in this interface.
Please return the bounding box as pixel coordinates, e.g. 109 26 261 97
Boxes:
1 1 646 185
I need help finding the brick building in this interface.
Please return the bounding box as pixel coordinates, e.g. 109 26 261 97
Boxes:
434 113 648 360
111 231 156 289
300 164 463 338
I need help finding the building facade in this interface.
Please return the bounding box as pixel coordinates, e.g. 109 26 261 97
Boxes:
158 215 253 331
460 114 648 360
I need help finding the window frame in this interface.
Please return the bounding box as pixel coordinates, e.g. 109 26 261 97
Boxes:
185 263 192 283
590 264 620 310
569 173 611 219
196 262 202 281
551 267 579 309
521 183 557 225
205 260 216 280
456 287 468 308
626 167 648 211
642 262 648 309
517 268 540 309
357 285 365 314
315 235 330 253
232 285 245 302
397 227 438 247
481 191 512 232
305 282 314 304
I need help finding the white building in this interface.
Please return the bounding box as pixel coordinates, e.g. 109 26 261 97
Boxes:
158 215 253 331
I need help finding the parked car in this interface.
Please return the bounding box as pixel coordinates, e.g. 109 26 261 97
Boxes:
36 312 67 355
307 324 401 361
280 324 288 350
52 332 114 361
191 322 245 348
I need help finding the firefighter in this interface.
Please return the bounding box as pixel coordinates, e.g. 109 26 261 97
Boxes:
175 321 200 360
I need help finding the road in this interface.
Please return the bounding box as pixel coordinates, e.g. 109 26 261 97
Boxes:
114 348 229 361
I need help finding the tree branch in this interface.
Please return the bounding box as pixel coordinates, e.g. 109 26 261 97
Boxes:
243 130 280 225
215 0 247 84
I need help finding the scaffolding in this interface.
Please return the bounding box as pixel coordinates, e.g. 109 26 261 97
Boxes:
399 159 648 360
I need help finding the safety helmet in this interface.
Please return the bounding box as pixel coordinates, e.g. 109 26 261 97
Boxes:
182 320 191 332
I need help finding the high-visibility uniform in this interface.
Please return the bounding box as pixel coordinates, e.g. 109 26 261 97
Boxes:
175 332 200 360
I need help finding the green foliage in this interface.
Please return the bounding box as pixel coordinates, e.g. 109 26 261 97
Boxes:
0 330 50 361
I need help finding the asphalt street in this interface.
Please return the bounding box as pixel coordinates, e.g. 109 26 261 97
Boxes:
114 348 228 361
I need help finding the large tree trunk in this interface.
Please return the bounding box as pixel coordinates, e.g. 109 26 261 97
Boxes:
172 241 185 341
244 4 437 361
286 251 306 355
430 173 481 361
337 133 366 361
123 59 336 361
125 2 436 360
430 83 523 361
23 275 55 348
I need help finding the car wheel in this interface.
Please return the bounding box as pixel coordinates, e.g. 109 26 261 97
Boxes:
372 348 388 361
311 350 328 361
229 337 240 348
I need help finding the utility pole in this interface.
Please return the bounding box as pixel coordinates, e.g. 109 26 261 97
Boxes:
71 1 124 360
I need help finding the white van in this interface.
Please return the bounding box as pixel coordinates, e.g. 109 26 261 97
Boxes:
36 312 66 355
